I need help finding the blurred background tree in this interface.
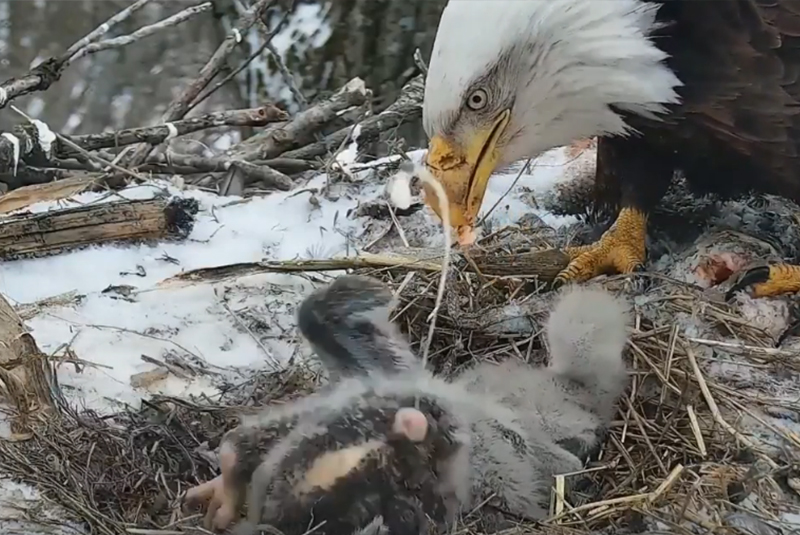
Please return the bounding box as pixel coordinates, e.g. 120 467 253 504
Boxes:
0 0 447 148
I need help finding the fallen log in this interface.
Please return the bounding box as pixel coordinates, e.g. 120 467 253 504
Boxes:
0 196 199 260
156 247 571 288
0 292 56 435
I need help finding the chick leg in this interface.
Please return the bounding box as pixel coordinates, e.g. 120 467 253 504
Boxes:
184 439 243 532
555 207 647 285
725 264 800 299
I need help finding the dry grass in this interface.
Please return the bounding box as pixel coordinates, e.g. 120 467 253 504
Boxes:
0 224 798 535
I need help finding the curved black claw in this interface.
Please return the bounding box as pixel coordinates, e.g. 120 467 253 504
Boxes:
627 264 653 293
725 266 771 302
551 275 567 291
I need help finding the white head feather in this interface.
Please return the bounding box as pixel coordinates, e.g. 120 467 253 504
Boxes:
423 0 683 166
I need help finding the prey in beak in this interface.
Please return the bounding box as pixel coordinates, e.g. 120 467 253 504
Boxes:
424 110 510 246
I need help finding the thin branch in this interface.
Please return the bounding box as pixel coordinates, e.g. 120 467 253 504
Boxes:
258 21 307 109
118 0 279 168
65 0 153 59
0 0 204 110
8 105 148 184
63 106 287 156
228 78 369 161
70 3 214 62
186 2 295 113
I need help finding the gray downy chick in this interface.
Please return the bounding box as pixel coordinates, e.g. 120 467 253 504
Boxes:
185 275 631 532
184 275 469 534
297 275 631 521
455 284 631 518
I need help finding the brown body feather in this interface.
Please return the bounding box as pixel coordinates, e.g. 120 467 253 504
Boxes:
596 0 800 214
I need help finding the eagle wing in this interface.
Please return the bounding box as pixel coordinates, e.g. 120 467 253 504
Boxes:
671 0 800 183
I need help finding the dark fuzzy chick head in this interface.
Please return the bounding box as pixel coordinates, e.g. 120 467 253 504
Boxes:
297 274 420 381
261 394 465 535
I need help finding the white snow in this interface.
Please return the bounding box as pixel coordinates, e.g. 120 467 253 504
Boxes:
0 140 588 531
0 144 580 417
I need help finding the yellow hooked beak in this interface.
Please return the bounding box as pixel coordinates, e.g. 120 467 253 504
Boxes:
423 110 511 245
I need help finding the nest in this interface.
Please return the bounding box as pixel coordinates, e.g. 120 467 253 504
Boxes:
2 218 800 535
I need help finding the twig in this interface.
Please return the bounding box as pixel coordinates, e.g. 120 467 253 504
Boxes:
60 106 287 157
477 158 532 227
230 78 369 161
65 0 153 59
187 3 295 112
136 152 293 190
256 17 307 109
70 3 214 62
281 75 423 161
685 404 707 457
681 340 777 467
119 0 279 167
688 337 795 358
0 0 202 110
216 290 283 372
8 105 148 183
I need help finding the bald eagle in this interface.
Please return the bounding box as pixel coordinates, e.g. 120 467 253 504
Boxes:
421 0 800 299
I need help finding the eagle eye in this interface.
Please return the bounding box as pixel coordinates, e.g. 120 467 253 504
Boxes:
466 88 488 111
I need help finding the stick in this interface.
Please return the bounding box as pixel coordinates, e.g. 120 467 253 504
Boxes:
681 340 777 468
8 104 149 184
119 0 279 167
0 0 205 110
0 176 99 214
69 3 214 62
156 248 570 288
281 75 423 161
229 78 369 161
134 154 293 191
61 106 288 157
0 106 289 183
0 197 199 260
64 0 153 59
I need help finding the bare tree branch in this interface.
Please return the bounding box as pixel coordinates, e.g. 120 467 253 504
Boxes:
133 153 293 191
282 75 423 161
229 77 370 161
257 20 307 109
70 3 214 62
65 0 154 59
186 1 296 114
0 0 208 110
62 106 288 157
118 0 281 168
0 45 426 198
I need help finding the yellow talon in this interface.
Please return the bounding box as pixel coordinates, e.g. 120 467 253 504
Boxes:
726 263 800 300
555 207 648 285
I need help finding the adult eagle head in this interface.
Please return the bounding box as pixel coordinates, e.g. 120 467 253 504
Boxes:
421 0 682 244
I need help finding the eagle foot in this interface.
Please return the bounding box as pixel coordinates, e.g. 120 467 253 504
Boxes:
725 264 800 301
553 207 647 287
